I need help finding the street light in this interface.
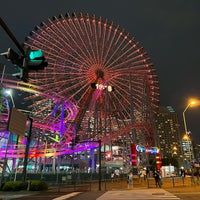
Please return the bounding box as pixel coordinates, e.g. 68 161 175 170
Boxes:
182 100 196 136
0 88 15 185
182 99 198 167
4 89 15 108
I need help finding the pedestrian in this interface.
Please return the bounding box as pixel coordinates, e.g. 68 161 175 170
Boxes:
140 169 146 182
180 168 185 178
115 168 120 181
143 169 147 181
111 171 115 182
127 172 133 189
146 167 150 178
153 170 162 188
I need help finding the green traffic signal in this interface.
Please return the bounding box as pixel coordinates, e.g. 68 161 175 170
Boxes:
29 49 43 60
27 48 48 70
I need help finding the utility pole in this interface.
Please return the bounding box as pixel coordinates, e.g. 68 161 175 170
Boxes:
98 139 102 191
22 116 33 181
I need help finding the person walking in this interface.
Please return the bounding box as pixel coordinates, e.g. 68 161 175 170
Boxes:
127 172 133 189
111 171 115 182
115 168 120 181
153 170 162 188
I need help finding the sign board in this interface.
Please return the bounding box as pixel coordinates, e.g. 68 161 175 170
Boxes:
67 175 72 180
161 166 175 177
7 107 27 136
62 176 67 182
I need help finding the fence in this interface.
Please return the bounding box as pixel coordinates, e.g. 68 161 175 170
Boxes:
1 173 199 192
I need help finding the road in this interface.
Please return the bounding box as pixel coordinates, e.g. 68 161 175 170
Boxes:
11 190 200 200
1 177 200 200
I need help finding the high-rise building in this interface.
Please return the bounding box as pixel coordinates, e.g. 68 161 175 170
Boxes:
181 134 194 168
193 143 200 162
155 106 183 163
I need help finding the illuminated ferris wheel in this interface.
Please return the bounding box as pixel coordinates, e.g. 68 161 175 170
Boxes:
24 12 159 146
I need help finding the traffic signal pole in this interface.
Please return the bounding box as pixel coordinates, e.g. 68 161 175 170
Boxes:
22 116 33 181
0 17 24 55
1 17 48 82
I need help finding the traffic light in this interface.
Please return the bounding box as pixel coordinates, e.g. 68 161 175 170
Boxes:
12 67 29 83
25 49 48 71
1 48 23 66
1 47 48 82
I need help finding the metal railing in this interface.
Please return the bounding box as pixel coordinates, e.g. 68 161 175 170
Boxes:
1 173 199 192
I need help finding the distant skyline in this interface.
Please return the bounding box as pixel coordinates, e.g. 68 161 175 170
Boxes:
1 1 200 141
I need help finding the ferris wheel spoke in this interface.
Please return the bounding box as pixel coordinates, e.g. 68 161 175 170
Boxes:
27 29 92 68
63 13 97 65
98 20 107 65
90 16 101 64
81 15 99 64
108 49 148 71
101 25 119 66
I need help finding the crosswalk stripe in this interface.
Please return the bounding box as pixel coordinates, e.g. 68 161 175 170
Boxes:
96 189 180 200
52 192 82 200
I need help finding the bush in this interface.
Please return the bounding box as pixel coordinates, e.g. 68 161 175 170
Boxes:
29 180 48 191
1 181 27 191
1 180 48 191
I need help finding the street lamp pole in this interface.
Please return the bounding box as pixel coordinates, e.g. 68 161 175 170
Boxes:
98 139 102 191
182 104 190 136
0 89 15 185
5 89 15 108
182 101 196 167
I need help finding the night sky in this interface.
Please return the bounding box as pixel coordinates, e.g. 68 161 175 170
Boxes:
1 1 200 141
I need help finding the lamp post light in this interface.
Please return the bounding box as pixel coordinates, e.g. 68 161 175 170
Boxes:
4 89 15 108
182 100 196 136
0 89 15 185
182 99 198 168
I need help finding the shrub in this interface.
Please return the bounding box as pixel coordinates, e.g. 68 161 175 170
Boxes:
1 180 48 191
29 180 48 191
1 181 27 191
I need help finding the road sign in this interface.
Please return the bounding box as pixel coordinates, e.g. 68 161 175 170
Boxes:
7 107 27 136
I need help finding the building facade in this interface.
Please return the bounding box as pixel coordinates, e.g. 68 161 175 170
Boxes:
155 106 183 164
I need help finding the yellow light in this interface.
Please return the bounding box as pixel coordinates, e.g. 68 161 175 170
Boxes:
190 101 196 107
183 134 189 140
173 146 177 150
188 98 200 107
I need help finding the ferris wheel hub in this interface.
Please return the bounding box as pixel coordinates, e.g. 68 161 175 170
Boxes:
95 68 104 79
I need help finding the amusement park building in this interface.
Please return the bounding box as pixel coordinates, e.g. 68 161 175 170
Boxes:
155 106 183 162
